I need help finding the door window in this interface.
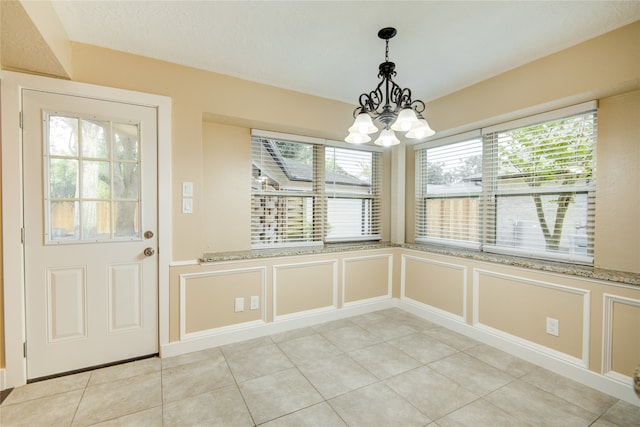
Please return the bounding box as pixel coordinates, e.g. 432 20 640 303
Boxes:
45 113 141 243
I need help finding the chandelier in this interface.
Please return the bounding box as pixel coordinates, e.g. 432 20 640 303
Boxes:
345 27 435 146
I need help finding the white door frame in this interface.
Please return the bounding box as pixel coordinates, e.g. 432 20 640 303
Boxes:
1 71 172 389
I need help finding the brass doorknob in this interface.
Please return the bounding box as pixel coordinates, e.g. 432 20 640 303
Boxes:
144 247 155 257
144 231 154 239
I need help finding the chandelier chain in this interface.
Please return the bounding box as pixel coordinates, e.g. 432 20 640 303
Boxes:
385 39 389 62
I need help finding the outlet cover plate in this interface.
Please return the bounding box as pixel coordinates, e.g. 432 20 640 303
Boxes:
250 295 259 310
235 297 244 312
546 317 559 336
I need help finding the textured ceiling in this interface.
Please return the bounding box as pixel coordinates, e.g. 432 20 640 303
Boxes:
2 0 69 77
49 1 640 104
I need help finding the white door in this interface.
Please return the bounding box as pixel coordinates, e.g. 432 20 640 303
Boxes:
22 89 158 379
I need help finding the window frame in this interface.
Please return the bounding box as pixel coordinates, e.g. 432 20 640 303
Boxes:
415 130 483 249
251 130 383 249
324 145 382 243
414 101 597 265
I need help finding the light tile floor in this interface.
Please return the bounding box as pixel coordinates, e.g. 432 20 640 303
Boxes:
1 308 639 426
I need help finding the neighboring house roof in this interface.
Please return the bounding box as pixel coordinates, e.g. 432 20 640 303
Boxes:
255 138 370 188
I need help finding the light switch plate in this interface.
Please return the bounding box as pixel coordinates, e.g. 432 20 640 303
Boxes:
235 297 244 312
182 181 194 197
182 198 193 214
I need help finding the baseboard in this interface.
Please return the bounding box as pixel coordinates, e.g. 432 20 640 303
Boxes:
397 299 640 407
160 298 396 358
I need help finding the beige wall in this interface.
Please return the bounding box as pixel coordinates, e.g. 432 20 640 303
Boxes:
424 21 640 134
343 255 392 304
594 90 640 272
202 122 252 252
403 256 465 318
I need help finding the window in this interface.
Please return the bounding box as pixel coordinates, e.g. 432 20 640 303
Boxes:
415 133 482 248
415 102 597 264
45 113 141 243
251 131 382 248
251 137 319 247
325 147 381 242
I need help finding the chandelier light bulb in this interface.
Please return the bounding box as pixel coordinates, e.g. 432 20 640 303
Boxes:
391 107 419 132
348 112 378 135
345 132 371 144
374 129 400 146
405 118 435 139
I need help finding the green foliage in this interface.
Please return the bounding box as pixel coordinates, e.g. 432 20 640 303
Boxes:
276 141 313 165
49 159 78 198
498 115 594 251
427 154 482 185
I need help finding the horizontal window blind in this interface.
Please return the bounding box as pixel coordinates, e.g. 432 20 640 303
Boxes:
251 134 383 248
414 102 597 264
483 109 597 263
325 147 381 242
415 137 482 247
251 137 321 248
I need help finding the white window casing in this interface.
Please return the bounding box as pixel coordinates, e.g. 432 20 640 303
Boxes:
251 130 382 248
414 101 597 264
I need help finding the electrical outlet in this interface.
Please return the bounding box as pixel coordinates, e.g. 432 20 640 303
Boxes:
250 295 259 310
234 297 244 312
546 317 559 336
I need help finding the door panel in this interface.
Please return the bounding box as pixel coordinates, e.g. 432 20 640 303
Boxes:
108 262 142 331
23 89 158 379
47 267 87 341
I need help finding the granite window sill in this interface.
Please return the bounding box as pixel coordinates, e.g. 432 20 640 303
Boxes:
201 242 640 287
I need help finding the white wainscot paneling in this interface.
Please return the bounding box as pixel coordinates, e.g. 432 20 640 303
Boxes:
108 262 142 333
342 254 393 307
273 259 338 321
473 268 591 368
602 293 640 387
179 267 267 341
46 266 87 342
400 254 467 324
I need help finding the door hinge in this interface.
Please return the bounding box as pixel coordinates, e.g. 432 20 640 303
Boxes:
21 227 25 244
19 111 23 129
23 342 27 358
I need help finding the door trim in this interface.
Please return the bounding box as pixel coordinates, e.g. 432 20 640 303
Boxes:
1 71 172 388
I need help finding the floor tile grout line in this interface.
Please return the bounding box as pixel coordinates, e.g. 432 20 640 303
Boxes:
68 373 91 427
514 367 620 419
220 345 259 426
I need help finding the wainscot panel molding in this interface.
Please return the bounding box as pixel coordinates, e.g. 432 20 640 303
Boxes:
602 293 640 387
400 254 467 323
162 298 397 357
342 254 393 307
473 268 591 368
272 259 338 321
179 267 267 340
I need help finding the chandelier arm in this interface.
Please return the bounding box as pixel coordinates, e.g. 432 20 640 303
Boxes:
411 99 426 114
357 80 386 115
